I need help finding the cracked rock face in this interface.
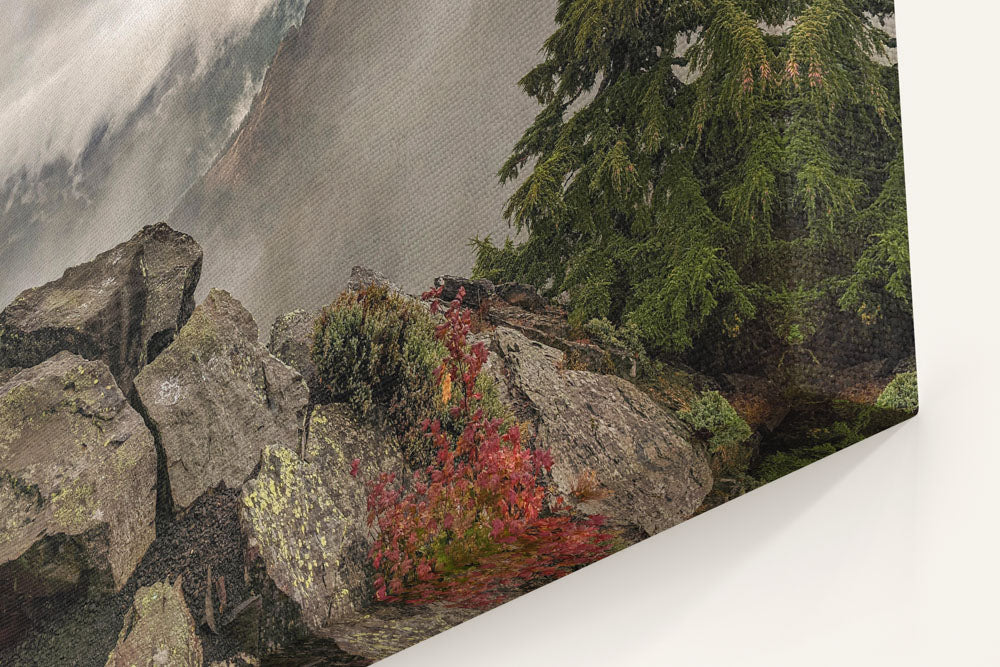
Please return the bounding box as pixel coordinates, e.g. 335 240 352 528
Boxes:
0 353 157 610
105 577 203 667
241 405 409 636
346 265 403 295
243 404 460 660
134 289 308 510
0 223 202 396
488 327 712 536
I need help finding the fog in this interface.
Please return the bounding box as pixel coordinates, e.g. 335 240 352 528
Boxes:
166 0 557 328
0 0 293 180
0 0 307 308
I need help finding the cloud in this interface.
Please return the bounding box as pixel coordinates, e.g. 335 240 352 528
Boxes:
0 0 280 181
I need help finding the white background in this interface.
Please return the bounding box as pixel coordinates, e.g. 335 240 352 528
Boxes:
383 1 1000 665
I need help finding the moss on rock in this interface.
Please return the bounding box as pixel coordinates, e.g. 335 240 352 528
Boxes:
876 371 918 412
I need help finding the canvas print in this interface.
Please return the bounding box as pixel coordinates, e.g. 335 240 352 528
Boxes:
0 1 916 664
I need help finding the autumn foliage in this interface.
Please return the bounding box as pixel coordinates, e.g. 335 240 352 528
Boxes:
366 286 614 608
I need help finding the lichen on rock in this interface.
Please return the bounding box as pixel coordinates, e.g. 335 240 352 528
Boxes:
134 288 309 510
105 577 203 667
242 405 408 631
242 404 458 660
0 352 157 615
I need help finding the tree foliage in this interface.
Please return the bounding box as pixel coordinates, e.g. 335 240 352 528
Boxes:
475 0 911 365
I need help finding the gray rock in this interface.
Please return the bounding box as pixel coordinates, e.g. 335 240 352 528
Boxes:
105 577 203 667
321 604 479 661
346 265 402 295
242 405 464 660
0 353 157 608
433 275 495 309
134 289 308 510
268 309 320 396
497 282 546 312
242 405 409 635
486 299 641 379
0 223 202 395
488 327 712 536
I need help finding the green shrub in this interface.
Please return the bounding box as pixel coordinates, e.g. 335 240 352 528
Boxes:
473 372 513 427
312 285 443 444
755 443 838 484
680 390 755 508
680 391 753 453
876 371 918 412
311 285 516 464
582 317 655 378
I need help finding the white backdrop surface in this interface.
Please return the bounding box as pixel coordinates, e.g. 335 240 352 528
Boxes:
382 2 1000 665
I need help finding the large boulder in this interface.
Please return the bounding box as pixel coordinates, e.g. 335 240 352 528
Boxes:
242 405 462 660
487 327 712 537
0 353 157 612
268 308 320 397
0 223 202 395
322 604 479 662
105 577 203 667
242 405 407 631
134 289 308 510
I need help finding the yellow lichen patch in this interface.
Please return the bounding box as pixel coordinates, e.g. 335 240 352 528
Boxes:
241 445 353 627
51 478 98 533
0 474 39 549
0 383 40 456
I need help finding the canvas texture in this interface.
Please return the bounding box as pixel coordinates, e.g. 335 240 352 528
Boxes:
0 1 915 664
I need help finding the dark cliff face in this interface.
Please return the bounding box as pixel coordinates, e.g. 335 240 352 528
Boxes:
167 0 557 327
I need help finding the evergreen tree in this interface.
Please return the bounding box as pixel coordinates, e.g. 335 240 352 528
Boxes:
475 0 911 369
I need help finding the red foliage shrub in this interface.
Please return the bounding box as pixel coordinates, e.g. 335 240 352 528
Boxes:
365 286 615 608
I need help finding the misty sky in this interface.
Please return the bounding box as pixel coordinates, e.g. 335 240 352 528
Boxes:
0 0 281 181
0 0 305 310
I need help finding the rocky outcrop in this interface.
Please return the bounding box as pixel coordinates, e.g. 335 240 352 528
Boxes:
242 405 466 660
347 265 402 295
486 298 642 379
134 289 308 511
242 405 408 631
105 577 203 667
0 353 157 607
433 275 495 309
322 604 479 662
496 282 546 312
268 308 320 396
487 327 712 537
0 223 202 395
